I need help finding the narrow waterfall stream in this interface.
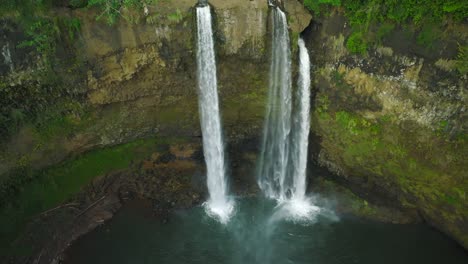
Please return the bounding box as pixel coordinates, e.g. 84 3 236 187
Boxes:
196 4 234 224
257 6 292 201
291 38 311 201
281 37 321 220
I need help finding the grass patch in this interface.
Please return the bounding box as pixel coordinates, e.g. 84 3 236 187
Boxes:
346 31 368 55
455 44 468 75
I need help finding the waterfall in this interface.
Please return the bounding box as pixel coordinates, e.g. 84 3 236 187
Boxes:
196 5 234 224
290 38 311 201
281 37 320 221
258 6 320 221
257 7 292 201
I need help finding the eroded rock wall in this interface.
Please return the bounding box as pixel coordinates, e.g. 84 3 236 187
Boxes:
0 1 309 175
305 12 468 248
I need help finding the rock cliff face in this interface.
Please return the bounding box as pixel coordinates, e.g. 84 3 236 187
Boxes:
304 12 467 248
0 1 312 260
0 0 311 176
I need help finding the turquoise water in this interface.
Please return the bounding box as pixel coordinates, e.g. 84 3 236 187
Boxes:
65 198 468 264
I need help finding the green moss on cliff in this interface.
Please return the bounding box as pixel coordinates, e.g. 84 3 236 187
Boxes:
0 73 85 141
304 0 467 24
455 45 468 74
0 17 86 141
313 95 468 245
0 137 166 252
223 89 266 124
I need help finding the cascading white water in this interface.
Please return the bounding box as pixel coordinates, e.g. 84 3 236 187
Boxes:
257 7 292 201
258 6 320 221
283 37 320 221
196 4 234 224
291 38 311 201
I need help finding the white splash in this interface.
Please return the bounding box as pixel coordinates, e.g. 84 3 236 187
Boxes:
196 5 234 224
2 43 14 72
274 198 321 224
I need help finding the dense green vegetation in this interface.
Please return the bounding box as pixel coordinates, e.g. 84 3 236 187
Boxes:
77 0 159 25
304 0 467 24
303 0 341 15
456 44 468 74
303 0 468 55
0 0 159 25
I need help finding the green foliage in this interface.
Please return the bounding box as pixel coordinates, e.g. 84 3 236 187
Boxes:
375 23 395 44
455 44 468 75
0 0 55 17
346 31 368 55
85 0 159 25
16 17 81 60
442 0 468 21
416 24 440 49
65 17 82 40
340 0 467 25
315 104 467 218
303 0 341 14
0 1 160 25
18 19 60 55
167 8 183 23
34 101 89 141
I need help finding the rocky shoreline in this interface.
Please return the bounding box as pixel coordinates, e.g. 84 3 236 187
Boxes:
3 137 433 264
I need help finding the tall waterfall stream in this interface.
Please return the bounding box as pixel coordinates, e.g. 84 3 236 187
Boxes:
196 4 234 224
257 7 293 201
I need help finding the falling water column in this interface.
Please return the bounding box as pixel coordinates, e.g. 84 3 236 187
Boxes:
290 38 311 201
258 7 320 220
283 37 320 221
257 7 293 201
196 5 234 224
